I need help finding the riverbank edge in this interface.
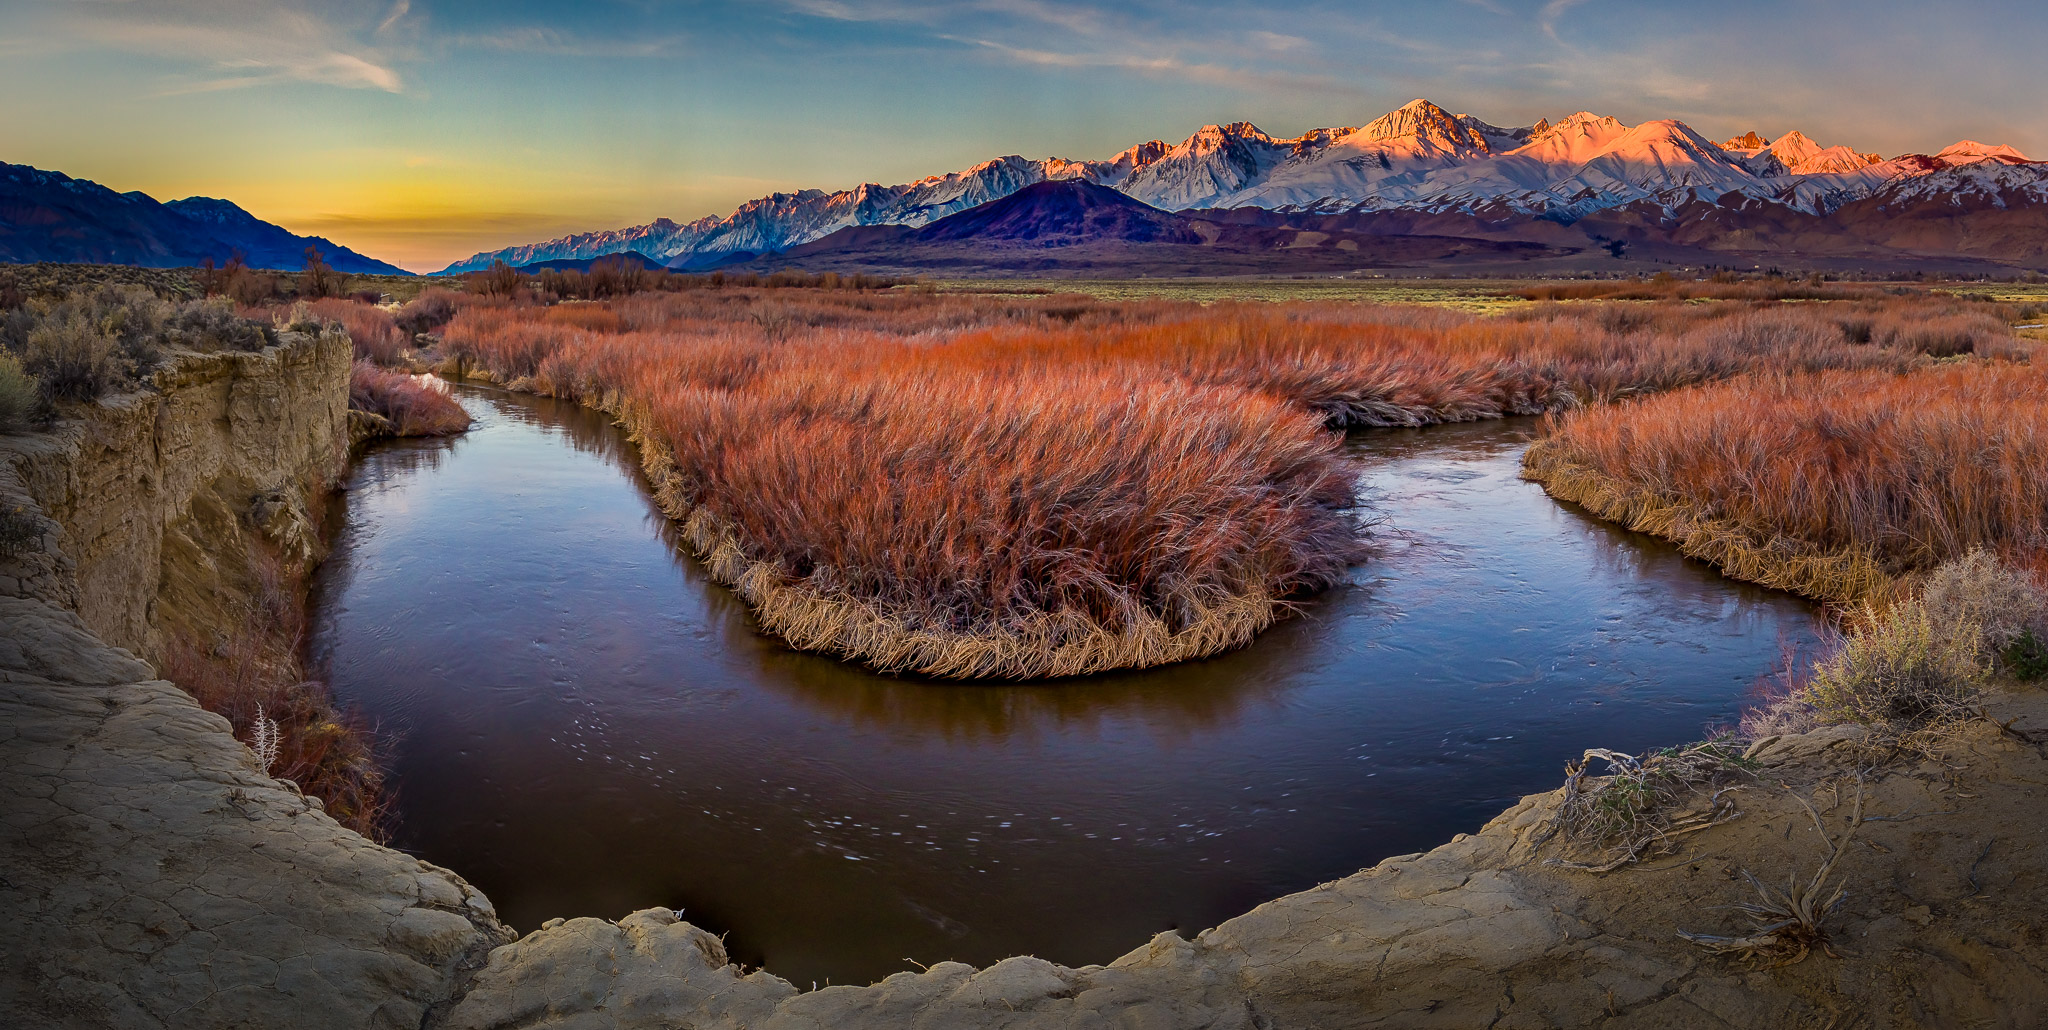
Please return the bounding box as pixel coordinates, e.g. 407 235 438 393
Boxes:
1521 440 1894 605
447 368 1294 679
6 345 2045 1027
0 336 517 1028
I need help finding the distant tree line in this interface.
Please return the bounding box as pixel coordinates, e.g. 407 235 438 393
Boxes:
461 256 909 301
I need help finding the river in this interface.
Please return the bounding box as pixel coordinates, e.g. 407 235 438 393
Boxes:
306 385 1819 987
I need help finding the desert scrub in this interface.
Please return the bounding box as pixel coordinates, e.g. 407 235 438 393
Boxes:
1805 600 1986 729
349 361 471 436
0 351 37 432
164 297 274 353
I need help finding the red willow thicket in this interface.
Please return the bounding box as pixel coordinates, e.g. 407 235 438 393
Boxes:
427 288 2020 677
349 361 471 436
1526 361 2048 603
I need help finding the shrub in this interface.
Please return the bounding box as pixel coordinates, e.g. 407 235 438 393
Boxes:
349 361 471 436
308 299 406 364
227 268 282 306
24 318 123 401
2005 631 2048 681
0 503 39 557
297 247 347 300
0 351 37 432
165 297 272 353
1919 549 2047 662
1804 600 1985 730
463 260 522 299
394 288 462 337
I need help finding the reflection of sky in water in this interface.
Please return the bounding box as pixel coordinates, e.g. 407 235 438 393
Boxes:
308 388 1820 988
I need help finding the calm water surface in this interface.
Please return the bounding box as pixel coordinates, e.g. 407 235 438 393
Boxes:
307 386 1819 986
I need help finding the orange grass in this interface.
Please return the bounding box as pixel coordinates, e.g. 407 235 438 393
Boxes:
349 360 471 436
1525 362 2048 603
306 298 408 364
434 289 2019 676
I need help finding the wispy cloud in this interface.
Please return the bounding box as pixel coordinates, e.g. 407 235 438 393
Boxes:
45 0 407 94
1538 0 1589 43
457 27 687 59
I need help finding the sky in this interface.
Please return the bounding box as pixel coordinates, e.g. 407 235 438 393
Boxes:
4 0 2044 272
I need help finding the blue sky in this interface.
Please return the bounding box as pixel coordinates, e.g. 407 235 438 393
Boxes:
4 0 2041 270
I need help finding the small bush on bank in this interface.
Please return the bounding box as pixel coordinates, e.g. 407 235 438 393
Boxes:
2005 631 2048 681
0 352 37 432
1919 549 2048 667
0 503 39 557
160 545 391 841
349 361 471 436
395 289 462 337
1804 600 1986 730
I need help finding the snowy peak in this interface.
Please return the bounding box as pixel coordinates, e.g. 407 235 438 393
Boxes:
1355 99 1490 153
1937 140 2034 165
1510 111 1631 164
1764 130 1822 166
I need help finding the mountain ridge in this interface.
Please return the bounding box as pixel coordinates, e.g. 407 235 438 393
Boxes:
0 162 409 274
437 99 2047 275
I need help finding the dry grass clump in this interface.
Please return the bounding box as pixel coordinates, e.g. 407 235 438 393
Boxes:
432 288 2023 677
1539 740 1753 872
1680 782 1863 968
349 361 470 436
159 547 390 840
1526 362 2048 603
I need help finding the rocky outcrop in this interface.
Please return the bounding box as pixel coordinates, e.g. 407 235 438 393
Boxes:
5 333 351 662
0 336 514 1030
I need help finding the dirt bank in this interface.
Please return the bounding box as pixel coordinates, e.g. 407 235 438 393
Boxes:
0 335 514 1028
4 343 2046 1028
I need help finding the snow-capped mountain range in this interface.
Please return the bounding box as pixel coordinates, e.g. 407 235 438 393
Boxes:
438 99 2046 274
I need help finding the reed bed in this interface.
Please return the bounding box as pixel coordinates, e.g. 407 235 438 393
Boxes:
1526 362 2048 603
307 299 407 363
348 361 471 436
413 287 2010 677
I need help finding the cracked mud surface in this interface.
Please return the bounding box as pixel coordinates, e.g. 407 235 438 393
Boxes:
5 341 2048 1028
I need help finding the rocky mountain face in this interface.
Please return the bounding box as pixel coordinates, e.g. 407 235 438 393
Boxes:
439 98 2048 274
0 162 408 274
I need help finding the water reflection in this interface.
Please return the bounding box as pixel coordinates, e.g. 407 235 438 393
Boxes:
307 387 1819 988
